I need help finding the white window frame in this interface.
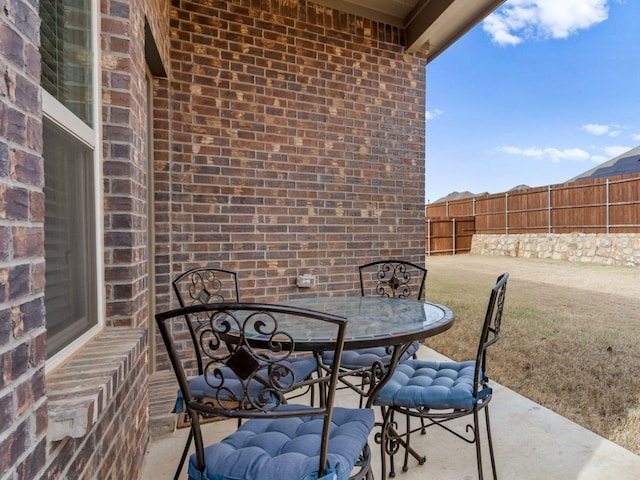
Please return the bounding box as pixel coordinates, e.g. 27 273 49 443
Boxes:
44 0 103 373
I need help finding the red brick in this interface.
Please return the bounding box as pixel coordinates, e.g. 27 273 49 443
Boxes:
13 226 43 257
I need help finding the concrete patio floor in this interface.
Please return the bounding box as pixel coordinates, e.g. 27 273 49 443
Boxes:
142 347 640 479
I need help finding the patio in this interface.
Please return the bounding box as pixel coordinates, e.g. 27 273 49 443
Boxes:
142 346 640 479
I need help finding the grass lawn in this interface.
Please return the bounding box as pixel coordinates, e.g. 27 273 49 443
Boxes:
422 254 640 455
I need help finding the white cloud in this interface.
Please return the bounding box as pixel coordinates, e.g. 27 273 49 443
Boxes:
580 123 622 137
631 133 640 141
496 145 591 162
426 108 443 120
497 146 545 157
483 0 609 46
497 144 634 163
581 123 610 135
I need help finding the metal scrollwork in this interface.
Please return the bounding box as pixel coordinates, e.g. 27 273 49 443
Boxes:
364 359 386 398
197 311 231 362
375 262 413 298
379 417 401 458
188 270 224 305
493 282 507 334
198 308 297 412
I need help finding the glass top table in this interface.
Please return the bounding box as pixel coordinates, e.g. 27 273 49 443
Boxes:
275 295 454 408
216 295 454 408
276 296 455 351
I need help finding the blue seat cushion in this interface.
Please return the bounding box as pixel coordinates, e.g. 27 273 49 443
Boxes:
175 356 318 412
187 406 375 480
322 340 420 370
374 359 490 411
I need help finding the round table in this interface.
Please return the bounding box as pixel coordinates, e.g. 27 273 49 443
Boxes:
277 295 454 350
277 296 455 407
215 296 454 407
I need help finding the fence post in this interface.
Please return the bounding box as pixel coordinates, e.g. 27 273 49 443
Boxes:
606 179 610 234
427 218 431 256
452 218 456 255
505 193 509 234
548 185 552 233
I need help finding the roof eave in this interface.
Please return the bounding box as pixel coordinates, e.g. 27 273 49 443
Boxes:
405 0 507 62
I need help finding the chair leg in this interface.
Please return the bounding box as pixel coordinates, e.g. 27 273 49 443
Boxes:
397 414 426 473
380 408 429 480
473 408 484 480
484 405 498 480
174 427 193 480
379 406 394 480
379 408 388 480
388 409 397 478
402 412 411 472
473 404 499 480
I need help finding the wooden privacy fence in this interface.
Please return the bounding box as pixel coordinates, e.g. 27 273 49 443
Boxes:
425 174 640 255
426 216 475 255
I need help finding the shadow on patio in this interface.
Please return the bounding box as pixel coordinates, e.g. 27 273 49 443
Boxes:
142 346 640 480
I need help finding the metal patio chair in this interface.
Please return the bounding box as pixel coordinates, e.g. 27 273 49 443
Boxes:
169 267 241 479
155 302 375 480
169 267 318 479
322 260 428 404
374 272 509 480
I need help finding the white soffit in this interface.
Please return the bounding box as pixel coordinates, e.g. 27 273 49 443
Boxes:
312 0 506 61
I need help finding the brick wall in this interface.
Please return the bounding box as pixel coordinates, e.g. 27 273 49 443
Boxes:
35 0 166 474
100 0 169 331
2 0 429 475
41 330 148 479
1 0 170 477
156 2 428 345
0 0 48 477
145 0 171 67
102 0 152 328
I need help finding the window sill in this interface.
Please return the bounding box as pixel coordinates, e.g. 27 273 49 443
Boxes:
46 328 146 442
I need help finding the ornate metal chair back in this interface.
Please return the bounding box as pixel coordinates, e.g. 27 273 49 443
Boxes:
359 260 427 300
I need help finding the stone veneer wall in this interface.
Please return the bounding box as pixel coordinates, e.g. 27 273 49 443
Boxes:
471 233 640 267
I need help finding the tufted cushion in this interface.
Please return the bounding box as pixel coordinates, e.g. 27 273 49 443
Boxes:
322 340 420 370
175 356 318 413
373 359 490 411
187 406 375 480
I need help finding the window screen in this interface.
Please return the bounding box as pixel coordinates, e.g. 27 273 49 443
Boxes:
43 119 97 357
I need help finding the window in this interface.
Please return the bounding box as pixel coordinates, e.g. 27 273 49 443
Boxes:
40 0 93 126
43 119 98 357
41 0 101 361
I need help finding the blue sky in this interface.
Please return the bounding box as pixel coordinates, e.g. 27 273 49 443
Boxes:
425 0 640 203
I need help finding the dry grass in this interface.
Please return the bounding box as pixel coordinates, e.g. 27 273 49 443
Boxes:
423 255 640 455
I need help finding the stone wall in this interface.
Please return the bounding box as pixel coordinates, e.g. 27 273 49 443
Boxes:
471 233 640 267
